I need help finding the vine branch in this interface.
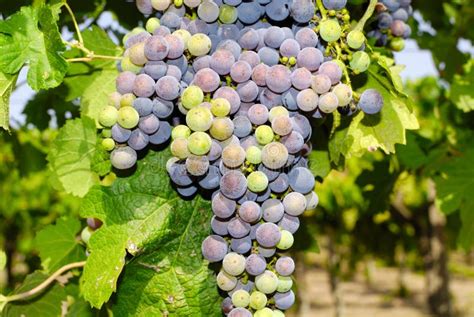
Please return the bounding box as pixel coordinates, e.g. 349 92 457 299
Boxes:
355 0 378 31
316 0 327 19
2 261 86 303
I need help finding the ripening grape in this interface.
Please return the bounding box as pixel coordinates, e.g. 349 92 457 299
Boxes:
283 192 307 216
228 308 252 317
233 116 252 138
193 68 221 93
252 64 269 87
171 125 191 140
239 201 262 223
164 34 185 59
277 276 293 292
255 270 279 294
265 65 292 93
256 222 281 248
223 252 246 276
186 155 209 176
155 75 180 100
297 47 324 72
249 291 268 310
210 117 235 141
322 0 347 10
291 67 312 90
217 270 238 291
350 51 371 74
237 81 259 103
246 254 267 276
320 19 342 42
261 142 288 170
296 89 319 112
277 230 294 250
273 310 285 317
332 83 353 106
120 93 136 108
187 131 212 155
222 144 246 168
220 170 248 199
319 92 339 113
171 138 189 159
318 61 343 85
295 27 319 48
358 89 384 114
129 42 148 66
247 171 269 193
276 256 295 276
239 51 260 68
248 104 269 125
111 146 137 169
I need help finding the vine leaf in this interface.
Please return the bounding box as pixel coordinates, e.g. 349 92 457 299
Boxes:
47 117 100 197
0 5 68 90
0 250 6 271
450 59 474 113
434 146 474 249
0 72 18 131
80 150 221 313
2 272 67 317
34 217 86 273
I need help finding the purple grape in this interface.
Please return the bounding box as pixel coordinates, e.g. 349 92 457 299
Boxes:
256 222 281 248
212 192 237 218
245 254 267 276
276 256 295 276
278 214 300 234
202 235 228 262
231 236 252 254
227 217 251 238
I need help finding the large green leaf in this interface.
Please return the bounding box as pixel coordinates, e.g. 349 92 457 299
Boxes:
34 217 86 273
80 150 220 312
0 5 68 90
450 59 474 113
47 117 100 197
0 72 18 131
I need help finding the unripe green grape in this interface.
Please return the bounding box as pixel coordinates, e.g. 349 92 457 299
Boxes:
102 138 115 151
102 128 112 138
171 137 190 159
254 308 273 317
186 106 213 132
268 106 289 122
217 270 237 291
129 42 148 66
255 270 279 294
250 291 267 310
223 252 246 276
246 146 262 165
347 30 365 49
332 83 353 106
350 51 371 74
210 98 231 117
182 86 204 109
255 125 274 145
273 310 286 317
173 29 191 49
188 33 212 57
219 4 238 24
146 17 160 33
277 276 293 292
99 106 118 127
277 230 294 250
117 106 139 129
151 0 171 11
320 19 342 42
121 56 142 74
390 38 405 52
120 93 136 108
247 171 269 193
232 290 250 308
210 117 234 141
81 227 93 244
172 125 191 140
188 132 212 155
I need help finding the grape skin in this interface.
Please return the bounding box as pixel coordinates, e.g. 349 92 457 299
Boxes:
202 235 229 263
256 222 281 248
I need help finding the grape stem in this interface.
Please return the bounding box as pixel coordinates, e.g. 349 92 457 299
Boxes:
64 3 84 45
316 0 327 19
355 0 378 32
64 40 122 63
1 261 86 304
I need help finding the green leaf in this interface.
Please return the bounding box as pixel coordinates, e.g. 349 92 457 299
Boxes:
329 64 419 162
0 5 68 90
0 250 6 271
34 217 86 273
3 272 67 317
434 146 474 249
450 59 474 112
80 150 220 311
47 117 100 197
0 72 18 131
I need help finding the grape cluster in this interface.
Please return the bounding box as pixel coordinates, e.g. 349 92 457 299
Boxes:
368 0 413 51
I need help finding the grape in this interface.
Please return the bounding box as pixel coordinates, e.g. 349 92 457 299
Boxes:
171 137 190 159
278 214 300 234
181 85 204 110
239 201 261 223
248 104 269 125
347 30 366 49
133 74 156 98
319 92 339 113
99 106 118 128
186 155 210 176
256 222 281 248
269 173 289 194
188 33 212 57
288 166 315 194
210 49 235 75
231 236 252 254
265 0 290 21
186 106 213 132
275 256 295 276
239 28 259 50
155 75 180 100
222 144 246 168
129 42 148 66
297 47 324 71
254 125 273 145
212 192 237 218
220 135 241 149
202 235 228 262
318 61 343 85
197 0 220 22
214 87 241 114
166 65 182 80
237 81 259 103
377 12 393 30
228 308 252 317
136 0 153 14
217 270 238 291
311 74 332 94
277 276 293 292
232 116 252 138
199 165 221 189
273 310 285 317
245 146 262 165
153 26 171 37
258 47 280 66
222 297 234 315
274 291 295 310
382 0 400 11
295 27 318 48
249 291 267 310
265 65 292 93
133 98 153 117
291 114 311 141
217 40 242 59
232 289 250 308
290 0 315 23
277 230 294 250
296 89 319 112
268 106 289 122
280 131 304 154
261 142 288 170
219 4 238 23
255 270 279 294
283 192 307 216
210 117 234 141
271 116 293 136
111 146 137 170
211 216 229 236
152 98 173 119
223 252 246 276
176 184 198 197
151 0 171 10
144 61 168 80
322 0 347 10
237 2 262 25
209 98 230 118
252 64 269 87
121 56 142 74
149 121 172 144
305 191 319 210
218 24 241 41
228 217 251 238
332 83 353 106
193 68 221 92
144 35 169 61
164 34 185 59
264 27 285 49
258 245 276 258
187 131 212 155
120 93 136 108
112 124 132 143
358 89 383 114
117 107 140 129
256 187 271 203
392 8 409 22
350 51 371 74
230 61 252 83
247 171 269 193
172 30 191 50
102 138 115 151
207 140 223 161
220 170 248 199
128 129 149 150
244 254 266 276
116 71 136 94
290 68 311 90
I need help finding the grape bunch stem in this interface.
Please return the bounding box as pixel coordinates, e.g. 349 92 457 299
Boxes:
355 0 379 32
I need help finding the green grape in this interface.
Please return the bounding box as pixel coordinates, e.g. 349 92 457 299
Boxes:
273 310 286 317
223 252 246 276
120 93 136 108
173 29 191 48
350 51 371 74
347 30 365 49
246 146 262 165
232 290 250 308
121 56 142 74
254 308 274 317
255 125 274 145
332 83 353 106
217 270 237 291
188 33 212 57
320 19 342 42
268 106 289 122
277 230 294 250
129 42 148 66
186 106 213 132
210 117 234 141
188 132 212 155
277 276 293 292
210 98 231 117
117 106 140 129
146 17 160 33
255 270 279 294
261 142 288 169
102 138 115 151
151 0 171 10
172 125 191 140
247 171 269 193
81 227 93 244
250 291 268 310
390 38 405 52
102 128 112 138
171 137 190 159
99 106 118 127
182 85 204 109
219 4 238 24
